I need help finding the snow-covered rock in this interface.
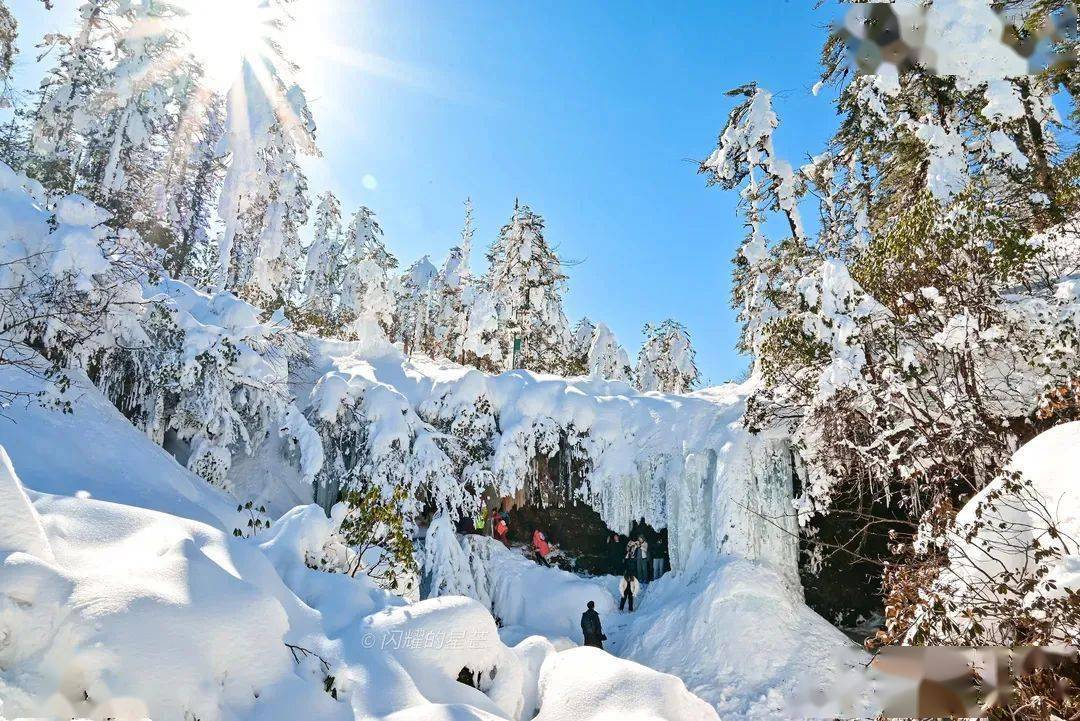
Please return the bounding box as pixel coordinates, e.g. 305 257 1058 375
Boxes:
535 646 719 721
950 421 1080 606
615 558 863 720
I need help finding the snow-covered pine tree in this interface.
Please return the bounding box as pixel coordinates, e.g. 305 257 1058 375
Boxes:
485 201 570 373
300 190 344 330
566 316 596 376
634 320 700 394
0 1 15 88
395 256 437 356
160 89 226 287
460 281 503 372
429 198 475 362
29 0 115 192
585 321 633 382
340 205 397 338
699 83 810 368
215 8 318 295
79 0 186 226
566 316 632 381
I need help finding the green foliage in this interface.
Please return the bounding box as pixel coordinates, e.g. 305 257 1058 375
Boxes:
233 500 269 538
337 484 418 593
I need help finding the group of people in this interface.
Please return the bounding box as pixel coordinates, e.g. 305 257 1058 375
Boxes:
474 507 512 547
606 532 666 580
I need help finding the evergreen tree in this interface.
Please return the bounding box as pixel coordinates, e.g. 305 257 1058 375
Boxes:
215 21 318 293
635 320 700 394
395 255 436 356
301 190 344 329
485 201 570 373
460 281 503 372
340 206 396 337
700 83 807 364
29 0 115 191
429 199 475 362
161 90 226 287
566 316 596 376
81 0 186 225
586 321 633 382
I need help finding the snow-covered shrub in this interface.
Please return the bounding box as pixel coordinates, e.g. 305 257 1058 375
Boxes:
0 163 150 409
877 422 1080 719
0 161 306 493
91 280 296 489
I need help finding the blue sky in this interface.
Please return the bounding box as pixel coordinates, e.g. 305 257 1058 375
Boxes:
9 0 841 384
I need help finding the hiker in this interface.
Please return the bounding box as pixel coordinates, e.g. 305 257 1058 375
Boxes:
580 601 606 648
494 512 510 548
651 534 666 580
532 528 552 566
629 535 648 582
619 571 640 612
473 507 486 534
606 533 623 574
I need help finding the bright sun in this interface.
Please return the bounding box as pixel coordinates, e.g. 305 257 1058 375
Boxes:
181 0 284 89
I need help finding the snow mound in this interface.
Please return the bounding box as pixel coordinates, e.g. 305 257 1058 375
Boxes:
0 484 337 720
0 447 52 561
535 647 719 721
0 363 240 530
614 558 863 720
951 420 1080 602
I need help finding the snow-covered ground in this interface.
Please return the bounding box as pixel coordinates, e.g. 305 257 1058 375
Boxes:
423 525 863 719
0 365 727 720
0 441 718 721
0 342 870 720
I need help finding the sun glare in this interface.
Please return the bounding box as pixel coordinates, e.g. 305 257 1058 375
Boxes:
182 0 279 89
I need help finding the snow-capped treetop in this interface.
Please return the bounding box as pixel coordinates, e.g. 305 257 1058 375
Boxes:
303 190 343 319
586 321 633 382
485 201 571 373
700 83 804 245
346 206 396 270
635 319 701 394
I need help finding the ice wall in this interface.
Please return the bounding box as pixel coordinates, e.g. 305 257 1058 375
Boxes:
297 343 802 586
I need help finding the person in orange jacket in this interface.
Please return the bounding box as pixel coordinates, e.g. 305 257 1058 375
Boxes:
494 513 510 548
532 528 551 566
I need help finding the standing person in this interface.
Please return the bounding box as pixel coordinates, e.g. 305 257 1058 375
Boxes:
624 536 639 575
634 535 649 582
580 601 606 648
494 513 510 548
532 528 551 566
619 571 640 612
606 533 623 574
651 534 666 581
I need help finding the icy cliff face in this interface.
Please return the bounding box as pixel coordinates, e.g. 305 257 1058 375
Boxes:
298 342 801 583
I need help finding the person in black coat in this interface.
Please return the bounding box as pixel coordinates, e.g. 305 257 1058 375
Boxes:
580 601 606 648
606 533 624 575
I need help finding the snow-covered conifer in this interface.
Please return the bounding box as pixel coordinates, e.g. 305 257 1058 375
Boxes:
427 198 476 362
215 30 318 294
485 201 570 373
635 320 700 394
395 256 437 355
301 190 344 328
29 0 115 191
586 321 633 382
340 206 397 337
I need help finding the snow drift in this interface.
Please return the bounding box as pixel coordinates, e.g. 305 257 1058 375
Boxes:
0 438 719 721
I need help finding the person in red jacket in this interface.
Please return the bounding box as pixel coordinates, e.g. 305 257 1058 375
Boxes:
494 513 510 548
532 528 551 566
